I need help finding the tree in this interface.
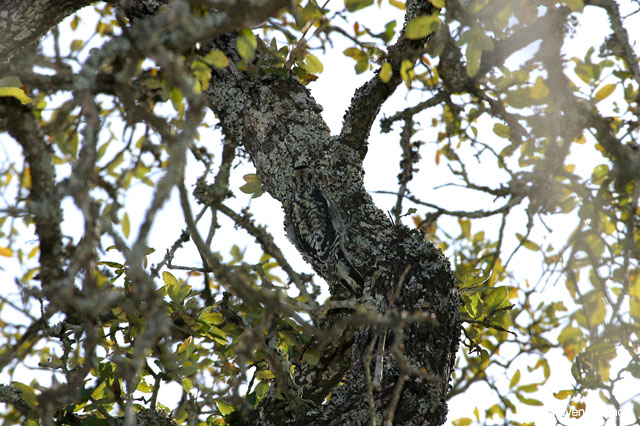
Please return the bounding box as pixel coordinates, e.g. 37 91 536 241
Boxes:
0 0 638 425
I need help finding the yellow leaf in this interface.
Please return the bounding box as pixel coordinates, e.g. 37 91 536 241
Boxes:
0 87 32 105
573 134 586 144
429 0 445 7
0 247 13 257
493 123 510 138
405 14 441 40
345 0 374 12
389 0 405 9
215 399 235 415
163 271 179 287
466 43 481 78
12 382 38 409
594 84 615 101
564 0 584 12
205 49 229 68
70 15 80 31
256 370 275 380
70 39 84 51
243 173 260 183
178 336 192 353
91 380 107 400
553 390 574 400
181 377 192 393
379 62 392 83
28 246 39 259
122 212 130 238
516 233 539 251
509 369 521 388
304 54 323 74
458 218 470 239
237 35 255 61
517 395 543 406
530 77 549 100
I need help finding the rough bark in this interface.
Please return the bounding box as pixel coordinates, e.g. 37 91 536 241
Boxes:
0 100 64 295
0 0 94 64
205 14 460 426
0 0 462 424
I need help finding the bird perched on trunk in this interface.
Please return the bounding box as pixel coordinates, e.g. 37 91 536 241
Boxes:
286 165 363 296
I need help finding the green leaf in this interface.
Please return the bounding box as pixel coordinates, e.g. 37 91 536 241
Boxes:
91 380 108 400
458 218 471 239
181 377 192 393
405 14 441 40
379 62 392 83
464 294 483 319
516 394 543 406
302 2 324 21
199 308 225 325
256 370 275 380
345 0 374 12
553 390 574 400
591 164 609 183
559 326 583 346
302 348 321 366
204 49 229 68
594 84 615 101
0 87 32 105
509 369 521 388
208 325 228 343
493 123 510 138
215 399 235 415
516 233 540 251
517 383 539 393
169 85 183 112
255 381 270 399
237 30 256 62
163 271 179 287
304 54 323 74
136 379 153 393
485 286 508 311
70 39 84 51
355 60 369 74
466 42 481 78
12 382 38 409
240 173 264 198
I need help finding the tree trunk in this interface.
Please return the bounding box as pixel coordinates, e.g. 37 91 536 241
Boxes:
0 0 461 424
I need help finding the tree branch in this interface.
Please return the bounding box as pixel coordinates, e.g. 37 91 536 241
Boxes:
0 100 64 293
0 0 94 64
339 0 437 158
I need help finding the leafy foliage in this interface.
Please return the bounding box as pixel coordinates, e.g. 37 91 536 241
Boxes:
0 0 639 425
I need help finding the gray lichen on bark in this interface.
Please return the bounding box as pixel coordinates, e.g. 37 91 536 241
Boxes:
205 16 460 425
